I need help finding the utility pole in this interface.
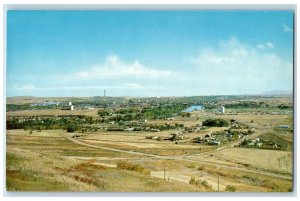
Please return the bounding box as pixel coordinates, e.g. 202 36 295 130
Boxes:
218 175 220 192
164 165 166 180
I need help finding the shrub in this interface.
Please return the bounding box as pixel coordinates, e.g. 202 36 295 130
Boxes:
195 179 212 190
67 124 76 133
201 180 210 188
225 185 236 192
195 180 201 187
202 118 229 127
189 176 196 185
187 163 196 169
117 161 150 175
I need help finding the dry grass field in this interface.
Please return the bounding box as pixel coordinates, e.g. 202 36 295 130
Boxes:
6 109 99 117
5 96 294 192
6 130 204 192
6 127 293 192
211 148 293 173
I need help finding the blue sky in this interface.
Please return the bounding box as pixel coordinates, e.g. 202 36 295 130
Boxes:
7 10 294 97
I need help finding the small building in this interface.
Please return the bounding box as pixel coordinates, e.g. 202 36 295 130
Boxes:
68 102 72 106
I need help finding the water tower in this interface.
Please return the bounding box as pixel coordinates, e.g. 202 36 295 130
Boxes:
219 106 225 114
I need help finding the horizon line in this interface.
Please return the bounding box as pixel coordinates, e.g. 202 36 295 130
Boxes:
6 93 293 99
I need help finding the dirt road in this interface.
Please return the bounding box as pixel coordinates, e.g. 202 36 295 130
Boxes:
61 133 292 181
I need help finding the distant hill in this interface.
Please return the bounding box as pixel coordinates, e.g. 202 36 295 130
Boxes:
6 96 66 105
262 90 293 96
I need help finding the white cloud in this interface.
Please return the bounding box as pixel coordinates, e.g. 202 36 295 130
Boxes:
75 55 175 80
256 44 265 49
256 42 275 50
190 37 293 93
11 38 292 97
123 82 141 88
13 83 161 92
256 44 265 50
14 84 36 91
282 24 292 33
266 42 275 49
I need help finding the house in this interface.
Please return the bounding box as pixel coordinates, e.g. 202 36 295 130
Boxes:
257 142 263 148
205 134 211 138
226 133 232 138
195 127 201 133
193 137 203 143
278 125 289 129
249 128 256 134
248 142 255 146
83 106 95 110
125 127 134 132
207 140 221 145
152 136 159 140
169 132 184 141
61 104 74 110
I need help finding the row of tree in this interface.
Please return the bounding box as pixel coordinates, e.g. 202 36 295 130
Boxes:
202 118 229 127
97 105 187 121
6 116 96 131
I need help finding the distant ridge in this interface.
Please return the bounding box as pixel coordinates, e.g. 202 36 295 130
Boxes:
262 90 293 96
7 96 36 98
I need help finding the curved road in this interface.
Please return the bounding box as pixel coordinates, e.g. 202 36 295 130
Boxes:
61 133 292 181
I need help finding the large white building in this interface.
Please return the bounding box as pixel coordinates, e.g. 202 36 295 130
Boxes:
219 106 225 114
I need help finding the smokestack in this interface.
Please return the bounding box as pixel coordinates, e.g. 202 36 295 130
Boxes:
104 89 106 97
